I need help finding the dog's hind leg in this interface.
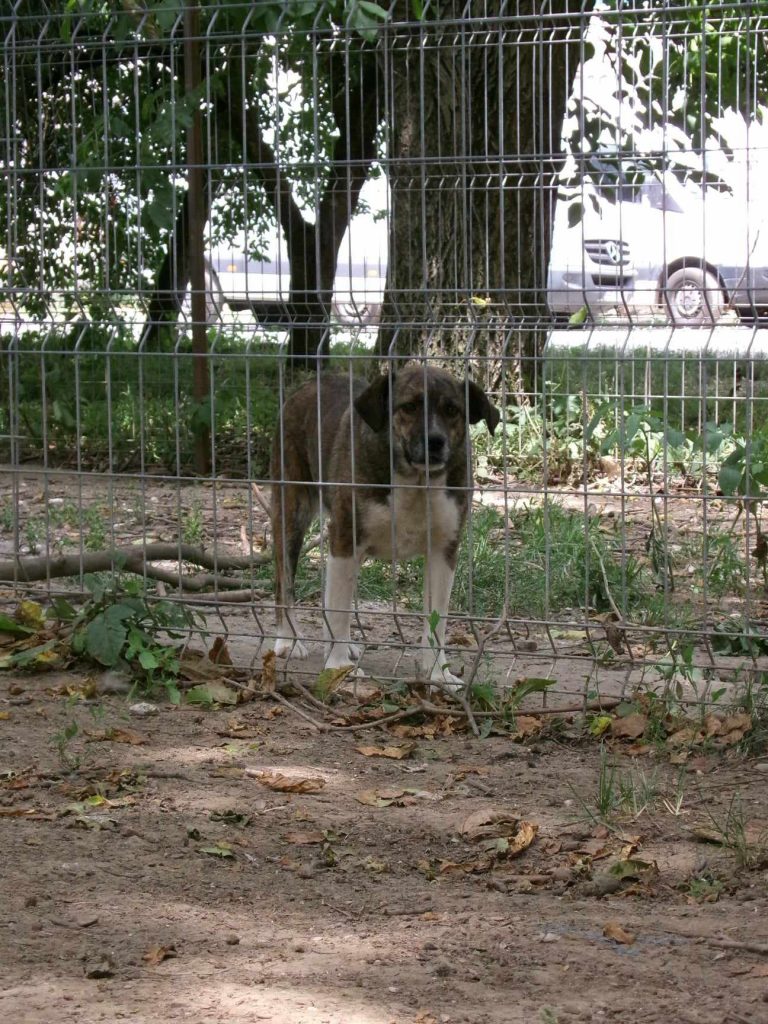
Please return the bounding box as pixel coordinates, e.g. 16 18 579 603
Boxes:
420 549 463 691
272 481 314 659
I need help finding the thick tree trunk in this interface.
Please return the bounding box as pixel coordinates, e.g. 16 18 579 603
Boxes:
243 48 381 369
378 2 583 394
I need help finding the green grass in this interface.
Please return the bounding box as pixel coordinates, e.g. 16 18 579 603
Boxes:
251 499 654 623
0 323 372 476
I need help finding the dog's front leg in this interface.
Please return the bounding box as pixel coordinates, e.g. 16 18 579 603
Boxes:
323 553 363 669
421 551 463 690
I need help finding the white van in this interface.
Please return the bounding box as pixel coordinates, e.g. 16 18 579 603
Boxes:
547 172 768 324
195 250 386 327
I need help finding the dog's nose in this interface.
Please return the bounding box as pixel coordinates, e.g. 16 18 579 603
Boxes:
427 433 446 461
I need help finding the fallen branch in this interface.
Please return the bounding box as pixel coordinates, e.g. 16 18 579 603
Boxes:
184 589 271 605
706 936 768 956
0 542 270 584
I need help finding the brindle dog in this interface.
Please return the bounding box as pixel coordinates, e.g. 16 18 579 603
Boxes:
270 365 499 687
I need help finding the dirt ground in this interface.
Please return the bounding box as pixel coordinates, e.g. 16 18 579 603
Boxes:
2 665 768 1024
3 467 768 1023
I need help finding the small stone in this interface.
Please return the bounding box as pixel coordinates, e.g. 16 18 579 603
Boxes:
24 896 37 908
297 863 315 879
129 702 159 718
84 956 115 980
754 763 768 773
225 934 240 946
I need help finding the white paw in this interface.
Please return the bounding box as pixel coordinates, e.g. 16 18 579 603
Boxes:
325 641 361 670
324 640 362 668
429 666 464 695
274 637 309 660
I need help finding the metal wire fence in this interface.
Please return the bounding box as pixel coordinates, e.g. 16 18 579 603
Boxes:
2 1 768 713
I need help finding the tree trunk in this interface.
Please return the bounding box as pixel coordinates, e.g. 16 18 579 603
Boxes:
378 1 583 394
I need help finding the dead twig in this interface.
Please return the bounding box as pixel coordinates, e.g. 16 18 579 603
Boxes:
267 691 329 732
251 483 271 517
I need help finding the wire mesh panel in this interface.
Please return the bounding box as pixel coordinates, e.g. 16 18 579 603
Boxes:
1 2 767 715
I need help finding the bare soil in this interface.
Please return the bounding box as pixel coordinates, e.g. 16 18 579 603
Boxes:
2 667 768 1024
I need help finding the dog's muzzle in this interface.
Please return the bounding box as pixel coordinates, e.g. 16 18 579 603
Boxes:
404 432 449 471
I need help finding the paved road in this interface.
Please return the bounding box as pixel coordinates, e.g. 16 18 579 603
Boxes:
547 323 768 357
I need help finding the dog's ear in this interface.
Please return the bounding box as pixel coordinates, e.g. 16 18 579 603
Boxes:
354 373 392 432
465 380 501 436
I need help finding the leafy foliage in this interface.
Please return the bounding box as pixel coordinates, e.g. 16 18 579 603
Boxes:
1 1 388 324
58 575 202 701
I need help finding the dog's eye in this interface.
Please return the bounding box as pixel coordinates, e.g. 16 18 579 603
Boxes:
399 400 419 414
444 402 461 418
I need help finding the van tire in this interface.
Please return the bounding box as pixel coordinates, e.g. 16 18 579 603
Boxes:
665 267 724 326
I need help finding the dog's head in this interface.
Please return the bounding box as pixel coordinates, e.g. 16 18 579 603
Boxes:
354 365 500 474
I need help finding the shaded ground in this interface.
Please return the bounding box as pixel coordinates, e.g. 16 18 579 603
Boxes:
2 670 768 1024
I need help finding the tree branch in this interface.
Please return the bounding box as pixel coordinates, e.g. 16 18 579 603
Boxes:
0 543 269 584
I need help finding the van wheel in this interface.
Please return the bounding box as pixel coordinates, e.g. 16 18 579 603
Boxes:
665 267 724 326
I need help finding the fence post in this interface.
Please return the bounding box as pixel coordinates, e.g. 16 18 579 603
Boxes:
184 0 211 475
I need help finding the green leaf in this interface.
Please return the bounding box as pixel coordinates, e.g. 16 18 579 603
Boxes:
508 677 556 709
568 305 588 326
49 597 78 622
609 857 655 880
0 614 34 636
186 682 238 706
718 464 743 495
84 605 135 666
138 648 159 670
567 201 584 228
198 843 235 859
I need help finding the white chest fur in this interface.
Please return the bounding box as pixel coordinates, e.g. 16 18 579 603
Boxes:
360 476 461 560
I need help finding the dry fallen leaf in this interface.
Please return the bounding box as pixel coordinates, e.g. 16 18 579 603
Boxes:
252 771 326 794
354 742 415 760
209 637 233 665
0 806 44 818
602 920 636 945
716 711 752 746
355 786 440 807
283 830 326 845
261 650 277 693
389 723 438 740
438 854 497 875
447 632 475 647
459 809 538 857
667 726 701 748
86 727 146 746
314 665 353 700
511 714 542 738
142 944 178 966
0 711 11 721
216 717 260 739
610 713 647 740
